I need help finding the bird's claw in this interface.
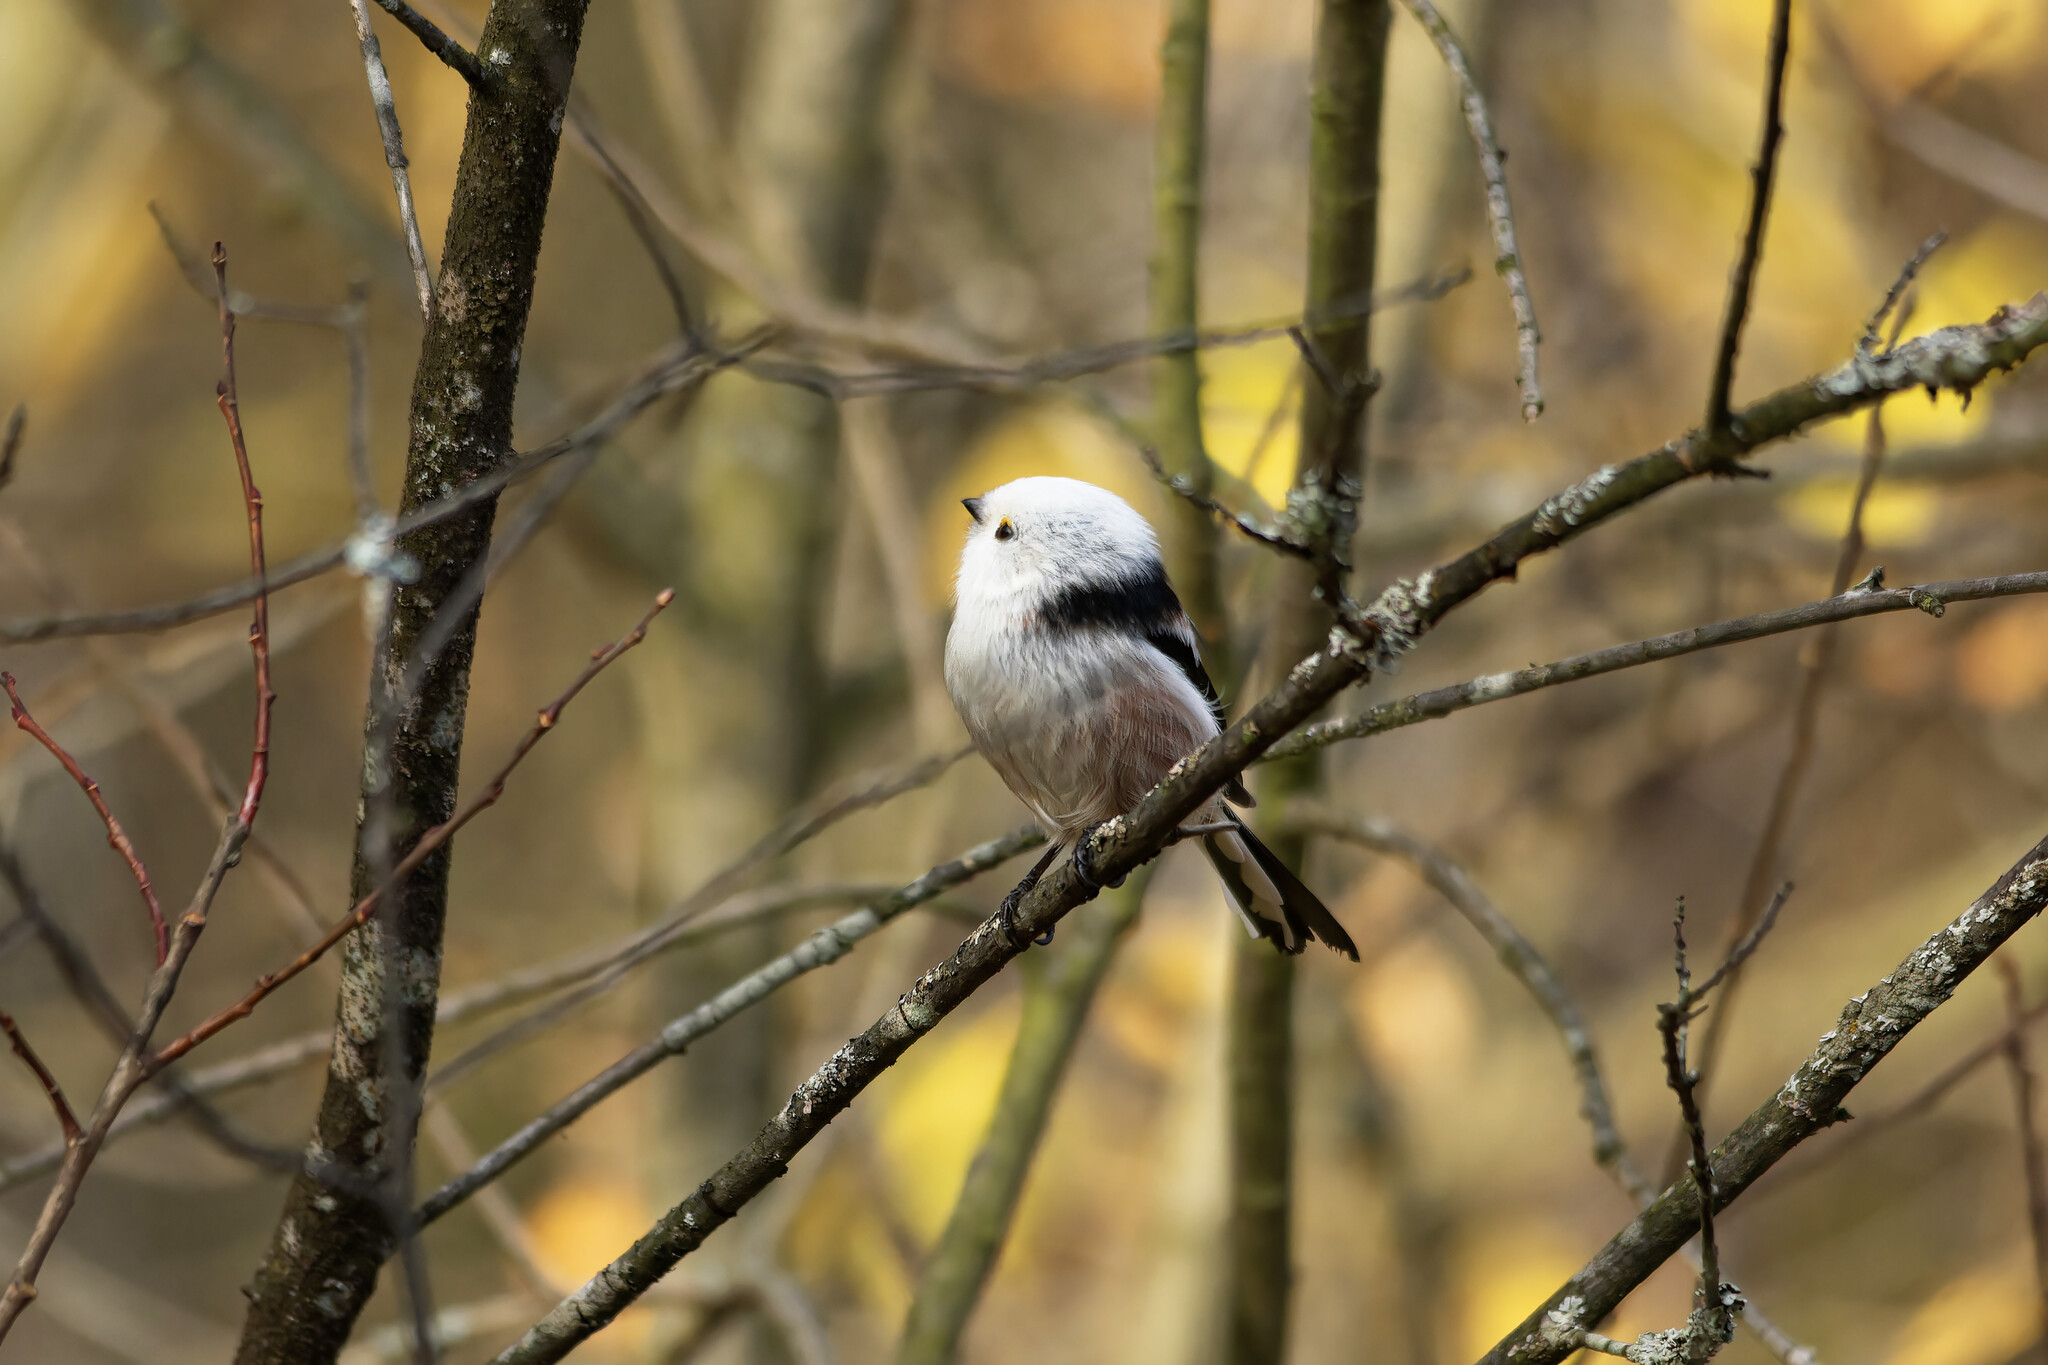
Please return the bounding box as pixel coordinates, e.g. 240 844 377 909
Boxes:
1070 823 1125 891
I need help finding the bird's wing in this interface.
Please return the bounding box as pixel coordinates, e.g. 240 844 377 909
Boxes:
1039 564 1250 806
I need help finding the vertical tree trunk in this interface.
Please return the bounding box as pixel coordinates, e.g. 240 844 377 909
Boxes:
1148 0 1225 653
1225 3 1390 1363
234 3 590 1359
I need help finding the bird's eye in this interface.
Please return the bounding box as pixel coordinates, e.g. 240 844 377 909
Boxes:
994 518 1015 541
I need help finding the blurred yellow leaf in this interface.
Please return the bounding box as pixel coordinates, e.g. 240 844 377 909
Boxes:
1349 936 1478 1090
1453 1220 1587 1363
875 996 1021 1242
1824 0 2045 91
1200 341 1300 510
1780 477 1939 546
943 0 1162 115
526 1178 655 1352
1955 599 2048 712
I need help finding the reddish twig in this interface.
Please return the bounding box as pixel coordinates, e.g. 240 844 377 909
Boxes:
1 673 167 963
0 1011 79 1147
0 404 23 491
148 588 675 1071
0 243 282 1344
214 242 276 829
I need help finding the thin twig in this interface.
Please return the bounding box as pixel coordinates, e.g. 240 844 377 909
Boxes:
0 1011 80 1146
1691 882 1793 1003
2000 959 2048 1333
148 590 674 1072
1861 232 1945 354
1396 0 1542 419
0 405 22 492
1 333 762 644
1289 806 1641 1189
1660 902 1740 1360
1706 0 1793 432
0 243 279 1346
1681 290 1912 1173
372 0 489 90
349 0 435 324
1269 568 2048 761
1 674 167 963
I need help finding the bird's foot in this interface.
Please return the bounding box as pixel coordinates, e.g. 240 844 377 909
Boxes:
1070 822 1126 892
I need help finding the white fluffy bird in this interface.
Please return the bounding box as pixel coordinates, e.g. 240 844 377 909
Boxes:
945 475 1357 959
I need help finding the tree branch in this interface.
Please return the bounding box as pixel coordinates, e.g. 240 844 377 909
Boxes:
1396 0 1542 419
0 1011 79 1147
1705 0 1792 432
486 290 2048 1362
1 674 167 962
371 0 490 90
1267 568 2048 762
348 0 436 323
1482 828 2048 1365
415 827 1044 1227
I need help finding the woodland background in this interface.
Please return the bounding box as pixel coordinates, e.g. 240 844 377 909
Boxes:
2 0 2048 1362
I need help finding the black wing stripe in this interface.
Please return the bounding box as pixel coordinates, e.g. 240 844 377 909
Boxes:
1040 566 1225 727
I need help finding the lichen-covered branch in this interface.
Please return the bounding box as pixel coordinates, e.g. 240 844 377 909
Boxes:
1483 828 2048 1365
485 291 2048 1364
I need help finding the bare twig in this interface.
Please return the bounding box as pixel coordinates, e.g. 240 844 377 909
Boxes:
1485 831 2048 1365
1860 233 1945 353
1691 882 1793 1004
0 243 279 1346
2000 959 2048 1334
1396 0 1542 419
1657 901 1742 1363
348 0 434 323
414 826 1045 1225
148 590 673 1072
0 405 22 492
1 674 167 963
372 0 489 90
1269 568 2048 761
1 333 761 644
0 1011 79 1146
1706 0 1793 432
1287 806 1642 1192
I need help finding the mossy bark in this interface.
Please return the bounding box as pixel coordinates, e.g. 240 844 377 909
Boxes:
1227 4 1390 1363
234 3 590 1359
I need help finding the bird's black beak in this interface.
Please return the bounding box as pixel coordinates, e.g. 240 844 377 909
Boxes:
962 496 985 523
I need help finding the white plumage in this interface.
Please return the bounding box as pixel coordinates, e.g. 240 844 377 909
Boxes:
945 476 1357 958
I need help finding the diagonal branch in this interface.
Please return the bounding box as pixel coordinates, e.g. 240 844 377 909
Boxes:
0 1011 79 1147
1396 0 1542 419
1 675 167 963
486 291 2048 1363
1482 828 2048 1365
149 589 672 1072
1268 568 2048 762
348 0 437 323
1705 0 1793 432
415 826 1044 1226
372 0 490 90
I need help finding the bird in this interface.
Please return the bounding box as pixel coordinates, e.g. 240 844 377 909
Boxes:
944 475 1358 960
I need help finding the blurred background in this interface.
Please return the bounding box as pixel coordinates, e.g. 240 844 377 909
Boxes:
2 0 2048 1361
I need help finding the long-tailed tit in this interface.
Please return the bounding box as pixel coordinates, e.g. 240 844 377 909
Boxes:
945 475 1358 958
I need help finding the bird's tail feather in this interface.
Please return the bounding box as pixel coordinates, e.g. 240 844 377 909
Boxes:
1201 819 1359 961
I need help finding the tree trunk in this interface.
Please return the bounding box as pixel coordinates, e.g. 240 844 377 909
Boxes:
234 3 590 1358
1226 3 1391 1363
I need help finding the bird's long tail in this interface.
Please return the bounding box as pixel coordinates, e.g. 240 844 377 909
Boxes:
1202 817 1359 961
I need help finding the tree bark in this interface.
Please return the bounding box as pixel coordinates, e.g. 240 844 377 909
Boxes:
1227 4 1390 1363
234 3 590 1359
